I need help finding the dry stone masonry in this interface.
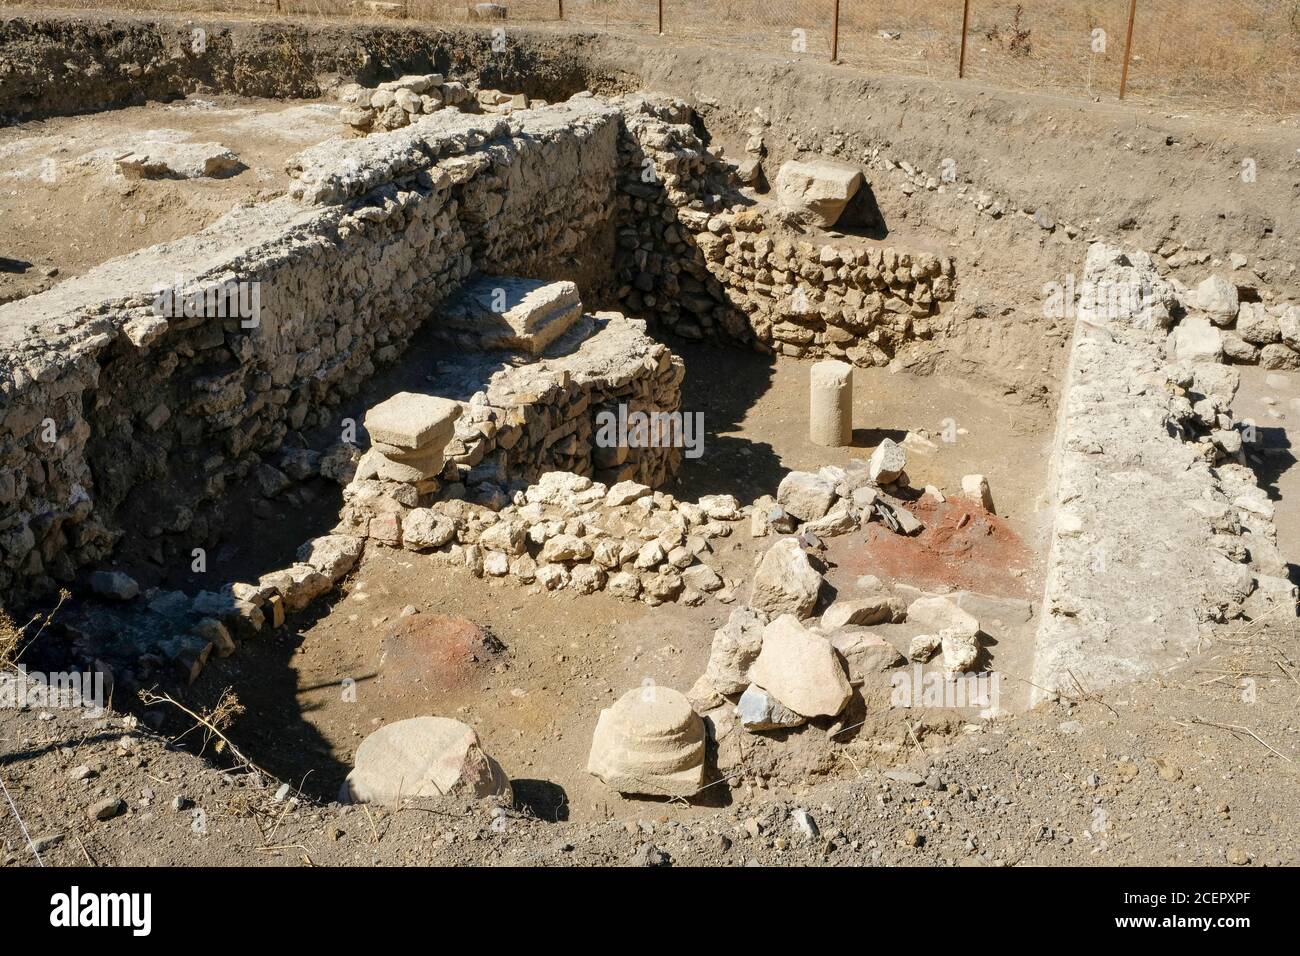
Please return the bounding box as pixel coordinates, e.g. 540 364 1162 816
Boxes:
1032 243 1295 701
613 95 956 363
0 97 623 608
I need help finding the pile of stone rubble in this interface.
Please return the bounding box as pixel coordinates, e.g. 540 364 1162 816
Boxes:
1170 272 1299 370
334 71 545 136
334 73 476 135
584 575 992 798
383 471 744 605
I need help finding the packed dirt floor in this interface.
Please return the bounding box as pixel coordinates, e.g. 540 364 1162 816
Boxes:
0 94 340 303
3 612 1297 866
96 339 1051 816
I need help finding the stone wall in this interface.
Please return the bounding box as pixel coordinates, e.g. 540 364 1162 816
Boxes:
612 96 956 364
1031 244 1296 702
0 98 622 609
339 311 686 539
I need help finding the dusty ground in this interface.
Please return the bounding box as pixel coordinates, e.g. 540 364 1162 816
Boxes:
3 607 1296 867
114 339 1052 822
0 93 341 302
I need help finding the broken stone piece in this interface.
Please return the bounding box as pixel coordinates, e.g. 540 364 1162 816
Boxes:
960 473 995 513
821 595 897 629
906 595 980 639
868 438 907 483
736 684 806 732
748 614 852 718
117 141 242 180
696 604 768 697
341 716 511 804
776 470 836 521
749 537 823 618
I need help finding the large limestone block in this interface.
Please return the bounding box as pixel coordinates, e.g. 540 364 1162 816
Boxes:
1170 316 1225 362
117 141 241 180
774 158 863 228
750 538 823 618
444 276 583 354
809 360 853 446
748 614 852 718
340 717 511 804
587 686 706 797
365 392 461 449
777 471 836 521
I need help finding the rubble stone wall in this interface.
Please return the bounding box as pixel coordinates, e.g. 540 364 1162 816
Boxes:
0 99 622 609
340 312 687 547
1031 244 1295 701
612 97 956 364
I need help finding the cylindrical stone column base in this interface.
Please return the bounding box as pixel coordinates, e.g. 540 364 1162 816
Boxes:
809 359 853 447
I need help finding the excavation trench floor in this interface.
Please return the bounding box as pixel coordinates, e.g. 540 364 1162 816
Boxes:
0 93 341 303
192 342 1052 819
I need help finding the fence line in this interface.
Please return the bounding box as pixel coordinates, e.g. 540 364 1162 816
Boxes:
12 1 1299 114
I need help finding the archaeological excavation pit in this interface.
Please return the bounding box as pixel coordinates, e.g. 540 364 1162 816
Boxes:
1 11 1297 866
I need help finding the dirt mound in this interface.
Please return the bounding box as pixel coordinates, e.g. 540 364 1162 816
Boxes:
377 613 506 694
832 497 1034 597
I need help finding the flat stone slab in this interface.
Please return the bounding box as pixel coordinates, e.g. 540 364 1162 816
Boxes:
442 276 583 354
364 391 461 449
341 716 511 804
117 141 242 180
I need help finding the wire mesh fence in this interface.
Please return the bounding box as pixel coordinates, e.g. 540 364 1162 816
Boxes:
7 0 1297 114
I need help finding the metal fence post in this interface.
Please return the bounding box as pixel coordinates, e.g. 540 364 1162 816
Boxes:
831 0 840 62
558 0 563 20
658 0 664 35
1119 0 1138 99
959 0 971 78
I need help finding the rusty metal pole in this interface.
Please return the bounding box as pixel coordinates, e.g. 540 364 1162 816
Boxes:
831 0 840 62
1119 0 1138 99
558 0 563 20
658 0 664 35
958 0 971 78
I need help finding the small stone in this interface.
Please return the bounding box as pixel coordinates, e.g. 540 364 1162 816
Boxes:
89 797 124 821
960 474 995 512
89 570 139 601
868 438 907 483
790 808 819 840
